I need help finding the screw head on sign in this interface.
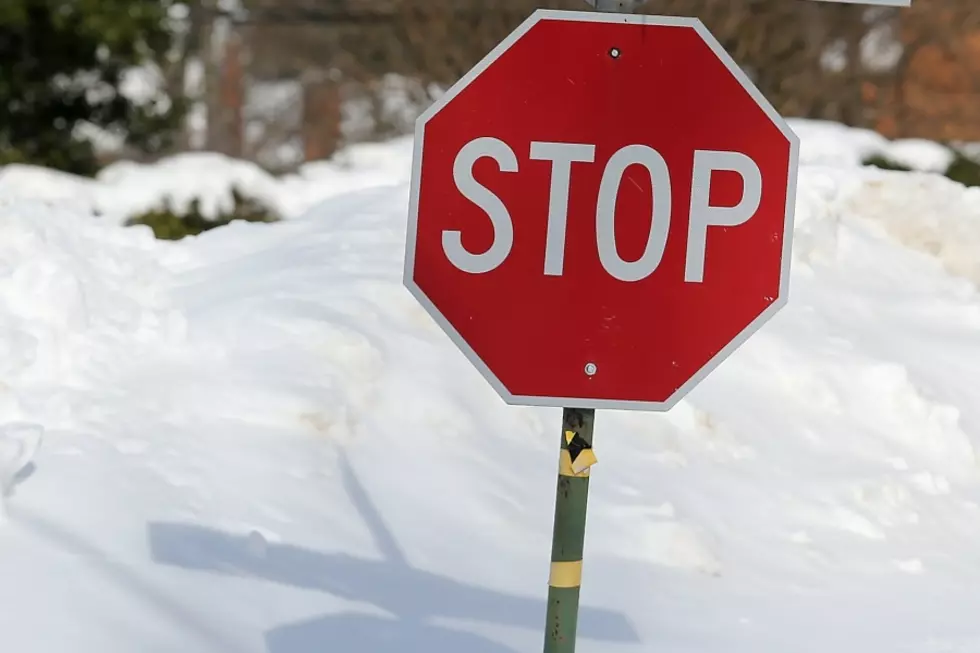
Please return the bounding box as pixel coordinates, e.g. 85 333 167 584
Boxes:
609 47 621 59
584 362 598 376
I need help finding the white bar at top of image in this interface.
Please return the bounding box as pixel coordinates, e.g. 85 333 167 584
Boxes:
585 0 911 7
806 0 910 6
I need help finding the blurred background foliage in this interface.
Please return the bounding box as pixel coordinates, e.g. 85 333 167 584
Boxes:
124 187 280 239
0 0 185 175
2 0 980 178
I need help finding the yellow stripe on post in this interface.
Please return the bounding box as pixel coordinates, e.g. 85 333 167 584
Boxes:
549 560 583 588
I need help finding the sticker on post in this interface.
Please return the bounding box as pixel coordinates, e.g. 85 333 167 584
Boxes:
565 430 597 475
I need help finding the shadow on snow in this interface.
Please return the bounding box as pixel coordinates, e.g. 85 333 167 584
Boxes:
147 453 639 652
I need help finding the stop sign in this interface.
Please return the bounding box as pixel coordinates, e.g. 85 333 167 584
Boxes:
404 10 799 410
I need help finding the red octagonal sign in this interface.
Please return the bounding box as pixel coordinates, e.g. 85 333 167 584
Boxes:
404 10 799 411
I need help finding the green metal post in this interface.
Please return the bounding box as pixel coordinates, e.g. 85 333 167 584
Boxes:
541 1 635 648
543 407 595 653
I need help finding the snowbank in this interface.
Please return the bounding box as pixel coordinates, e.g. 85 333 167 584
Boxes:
1 123 980 652
0 119 955 227
95 152 286 220
0 136 415 225
789 118 957 171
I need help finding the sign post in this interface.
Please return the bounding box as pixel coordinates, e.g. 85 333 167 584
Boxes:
545 9 633 653
584 0 647 9
544 406 596 652
404 1 907 652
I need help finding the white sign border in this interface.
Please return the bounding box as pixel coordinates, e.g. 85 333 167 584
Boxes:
808 0 909 6
404 9 801 412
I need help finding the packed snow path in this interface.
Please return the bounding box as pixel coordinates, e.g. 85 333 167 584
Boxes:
1 121 980 651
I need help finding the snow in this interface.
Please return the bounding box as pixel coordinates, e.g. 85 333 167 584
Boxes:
789 118 959 172
96 152 287 219
0 136 414 224
1 119 980 652
0 118 958 228
883 138 956 173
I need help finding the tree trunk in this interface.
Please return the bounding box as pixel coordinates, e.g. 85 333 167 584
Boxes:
302 72 342 161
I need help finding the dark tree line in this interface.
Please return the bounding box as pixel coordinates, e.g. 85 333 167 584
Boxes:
0 0 184 174
4 0 980 174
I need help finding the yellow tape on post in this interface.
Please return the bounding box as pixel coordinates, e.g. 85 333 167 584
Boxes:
549 560 583 588
558 449 590 477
